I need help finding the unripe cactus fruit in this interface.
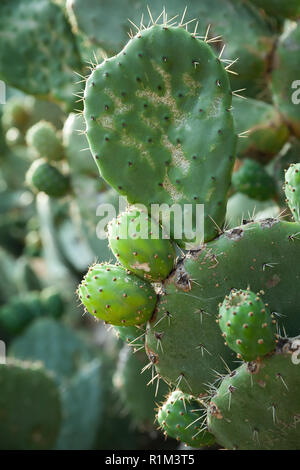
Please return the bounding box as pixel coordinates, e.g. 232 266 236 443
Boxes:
26 121 64 161
108 208 176 282
77 264 157 326
26 158 70 198
157 390 215 447
218 289 277 361
284 163 300 221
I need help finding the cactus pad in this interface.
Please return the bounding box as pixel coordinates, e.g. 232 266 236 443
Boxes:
232 159 277 202
84 23 236 246
0 360 61 450
207 338 300 449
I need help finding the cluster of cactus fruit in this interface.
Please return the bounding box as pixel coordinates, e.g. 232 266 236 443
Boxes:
1 0 300 450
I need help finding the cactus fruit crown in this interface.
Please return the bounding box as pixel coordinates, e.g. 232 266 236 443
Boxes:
77 263 157 326
83 15 237 247
218 288 277 362
157 390 215 448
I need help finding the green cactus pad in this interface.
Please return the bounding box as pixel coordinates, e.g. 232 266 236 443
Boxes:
26 121 64 161
0 0 82 110
284 163 300 221
157 390 215 447
146 219 300 395
232 159 277 201
26 158 70 198
84 23 236 246
0 360 61 450
77 264 157 326
233 96 289 163
113 325 145 347
219 289 277 361
114 346 169 429
108 208 176 281
56 359 103 450
271 22 300 138
9 318 94 382
207 338 300 449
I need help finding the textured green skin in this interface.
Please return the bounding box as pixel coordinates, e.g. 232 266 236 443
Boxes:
207 340 300 449
56 359 103 450
285 163 300 221
146 220 300 396
232 159 277 201
113 325 145 347
0 360 61 450
271 22 300 138
232 96 289 163
26 121 64 161
70 0 274 97
0 0 82 110
219 289 277 361
84 24 236 246
9 318 94 383
248 0 300 19
108 208 176 281
78 264 157 326
114 346 169 429
26 158 70 198
157 390 215 447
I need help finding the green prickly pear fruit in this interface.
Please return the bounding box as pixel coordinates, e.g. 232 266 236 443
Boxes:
26 158 70 198
218 288 277 361
2 96 32 132
26 121 64 161
157 390 215 447
284 163 300 221
108 208 176 282
77 264 157 326
232 159 277 202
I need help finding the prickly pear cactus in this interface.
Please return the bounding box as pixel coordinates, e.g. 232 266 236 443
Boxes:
83 22 237 246
26 159 70 198
108 207 176 281
0 360 61 450
0 0 82 110
26 121 65 161
218 288 277 361
157 390 215 447
77 264 157 326
271 22 300 138
207 337 300 450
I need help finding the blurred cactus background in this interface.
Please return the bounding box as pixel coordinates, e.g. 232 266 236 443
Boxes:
0 0 299 451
